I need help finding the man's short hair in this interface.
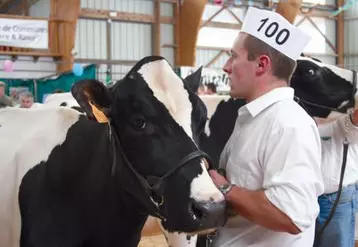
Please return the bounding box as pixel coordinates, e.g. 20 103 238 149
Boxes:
0 81 5 88
19 91 34 99
243 34 297 83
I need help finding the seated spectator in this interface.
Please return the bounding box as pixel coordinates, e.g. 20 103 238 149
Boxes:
197 83 206 95
0 81 13 108
9 88 20 106
17 92 42 109
206 83 217 95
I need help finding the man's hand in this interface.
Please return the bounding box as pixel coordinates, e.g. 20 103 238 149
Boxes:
209 169 229 188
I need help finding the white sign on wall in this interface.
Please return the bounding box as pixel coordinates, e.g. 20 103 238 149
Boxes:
0 18 48 49
180 66 231 94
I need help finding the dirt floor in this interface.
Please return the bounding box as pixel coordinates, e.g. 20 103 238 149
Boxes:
138 234 168 247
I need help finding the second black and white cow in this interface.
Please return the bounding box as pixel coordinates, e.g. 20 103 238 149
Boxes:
0 56 227 247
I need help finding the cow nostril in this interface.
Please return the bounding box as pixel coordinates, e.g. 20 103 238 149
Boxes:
190 201 207 220
190 200 228 227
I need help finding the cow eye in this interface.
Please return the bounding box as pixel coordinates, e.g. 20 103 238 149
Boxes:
131 116 147 129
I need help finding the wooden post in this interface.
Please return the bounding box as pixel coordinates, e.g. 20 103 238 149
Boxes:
173 0 180 66
275 0 302 23
177 0 207 66
50 0 80 73
336 0 344 66
152 0 161 56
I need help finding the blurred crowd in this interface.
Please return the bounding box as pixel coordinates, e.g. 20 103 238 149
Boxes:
197 82 217 95
0 81 42 109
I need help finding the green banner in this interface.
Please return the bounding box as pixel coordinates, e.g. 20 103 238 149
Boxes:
0 64 96 102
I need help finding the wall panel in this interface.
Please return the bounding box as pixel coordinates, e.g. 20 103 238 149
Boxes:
75 19 107 59
111 22 152 60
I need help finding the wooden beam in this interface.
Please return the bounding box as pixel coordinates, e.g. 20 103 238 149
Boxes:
205 21 241 29
205 50 225 67
201 6 226 28
275 0 302 23
226 7 242 24
336 0 344 65
51 0 80 73
173 1 180 65
152 0 161 56
177 0 207 66
306 15 337 53
0 51 61 57
74 58 138 66
80 8 175 24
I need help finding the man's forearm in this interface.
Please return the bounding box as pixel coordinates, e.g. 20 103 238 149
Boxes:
226 186 301 235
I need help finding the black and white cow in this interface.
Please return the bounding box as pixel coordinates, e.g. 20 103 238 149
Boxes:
291 54 357 118
152 55 358 247
0 56 228 247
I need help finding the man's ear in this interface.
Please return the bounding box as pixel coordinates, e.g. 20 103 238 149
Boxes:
183 66 203 93
71 79 112 123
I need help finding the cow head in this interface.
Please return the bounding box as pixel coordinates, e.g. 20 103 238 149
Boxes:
291 55 357 118
71 56 227 234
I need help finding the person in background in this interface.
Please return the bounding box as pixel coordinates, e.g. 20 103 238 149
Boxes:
17 91 42 109
9 88 20 106
313 108 358 247
206 83 217 95
197 82 206 95
0 81 13 108
208 6 324 247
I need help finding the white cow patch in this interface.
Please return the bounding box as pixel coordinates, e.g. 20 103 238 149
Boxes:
190 161 225 203
0 107 80 247
138 59 194 139
44 92 80 108
299 57 355 84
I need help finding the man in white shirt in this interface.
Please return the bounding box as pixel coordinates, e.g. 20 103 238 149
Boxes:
313 109 358 247
209 7 324 247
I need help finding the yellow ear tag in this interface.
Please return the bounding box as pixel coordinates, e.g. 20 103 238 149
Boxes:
88 101 109 123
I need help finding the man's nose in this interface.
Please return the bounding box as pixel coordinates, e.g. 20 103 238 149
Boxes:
223 62 231 74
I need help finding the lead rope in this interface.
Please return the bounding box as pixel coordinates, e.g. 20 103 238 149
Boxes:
314 111 351 246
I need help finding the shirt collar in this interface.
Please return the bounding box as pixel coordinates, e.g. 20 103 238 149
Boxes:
239 87 294 118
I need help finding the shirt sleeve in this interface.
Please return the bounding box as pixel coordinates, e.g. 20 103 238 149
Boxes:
317 113 358 145
262 124 324 232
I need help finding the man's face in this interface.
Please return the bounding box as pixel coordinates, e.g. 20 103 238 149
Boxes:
20 96 33 108
0 86 4 97
223 33 257 99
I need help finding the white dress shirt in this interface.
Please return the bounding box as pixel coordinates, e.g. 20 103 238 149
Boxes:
317 113 358 194
212 87 324 247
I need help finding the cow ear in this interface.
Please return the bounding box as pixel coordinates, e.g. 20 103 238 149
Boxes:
183 66 203 93
71 79 112 123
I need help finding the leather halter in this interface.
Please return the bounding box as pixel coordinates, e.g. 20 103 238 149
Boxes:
294 69 357 114
107 122 215 220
